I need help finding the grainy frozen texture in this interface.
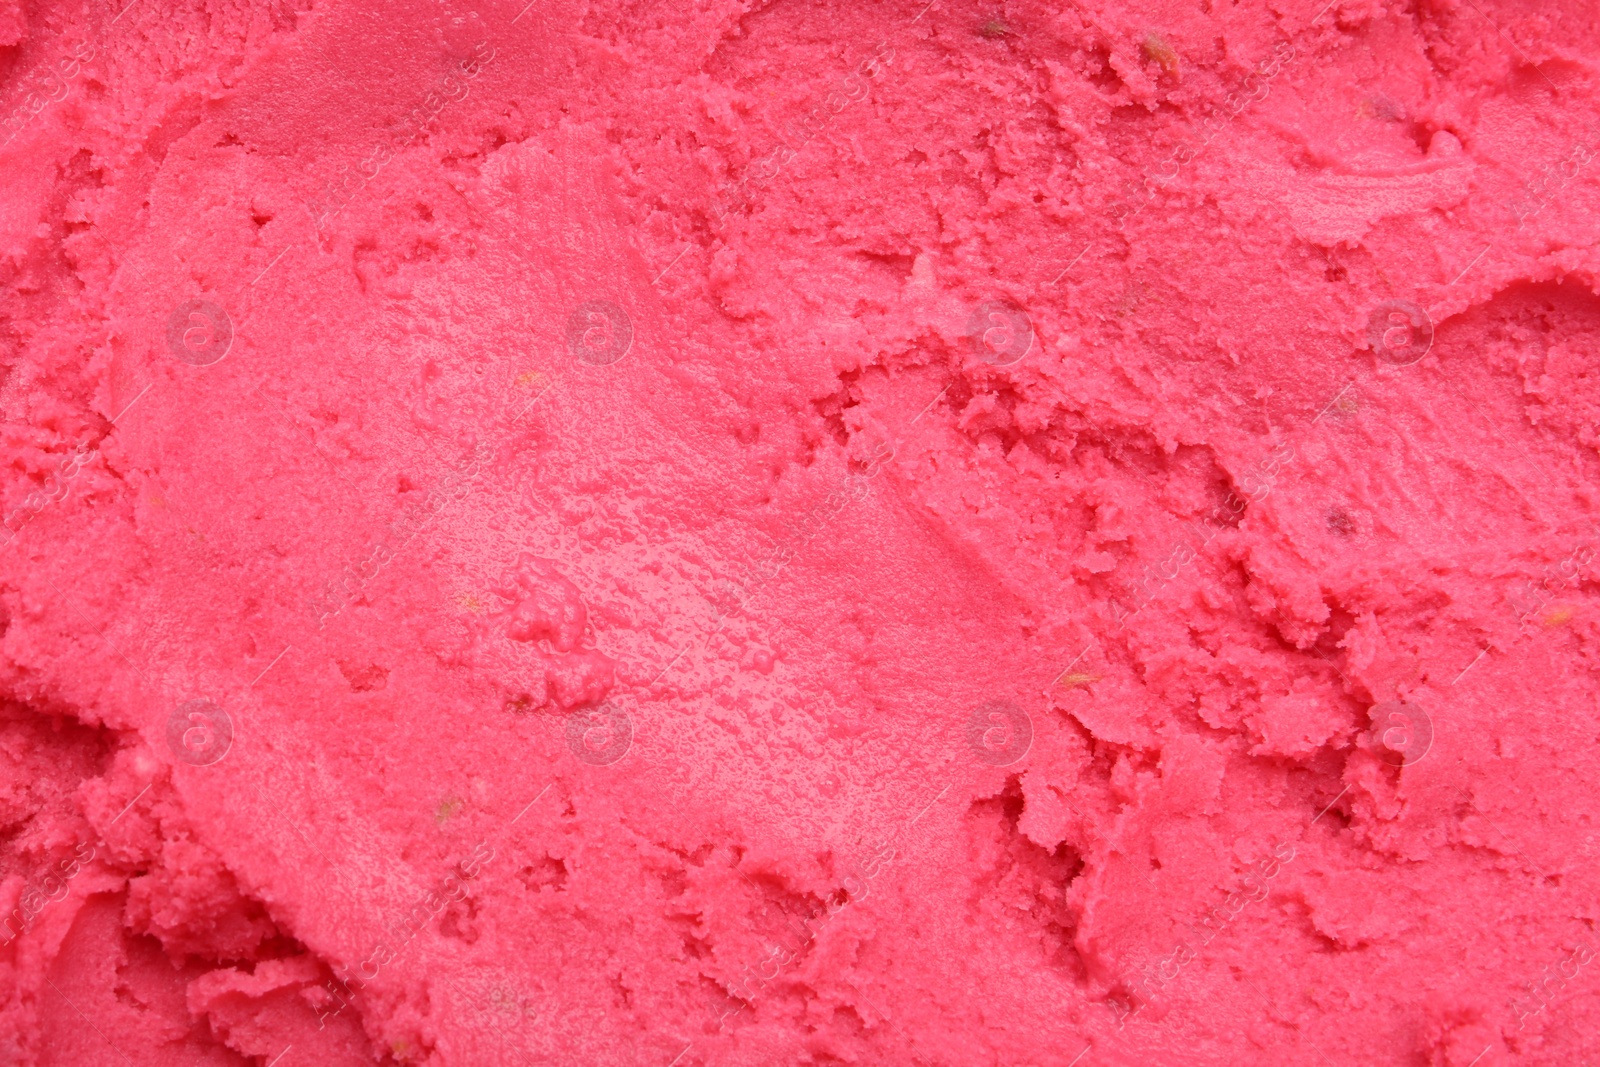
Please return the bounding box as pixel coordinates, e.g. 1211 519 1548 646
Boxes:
1 0 1599 1064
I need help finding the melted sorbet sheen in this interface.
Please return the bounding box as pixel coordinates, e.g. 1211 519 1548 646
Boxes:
1 0 1599 1063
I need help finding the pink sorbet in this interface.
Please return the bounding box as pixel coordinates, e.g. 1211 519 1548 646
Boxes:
2 0 1600 1064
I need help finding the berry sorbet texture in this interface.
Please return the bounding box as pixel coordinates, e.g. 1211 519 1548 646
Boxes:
1 0 1599 1064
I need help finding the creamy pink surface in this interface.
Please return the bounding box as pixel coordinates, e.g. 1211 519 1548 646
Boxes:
2 0 1600 1064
